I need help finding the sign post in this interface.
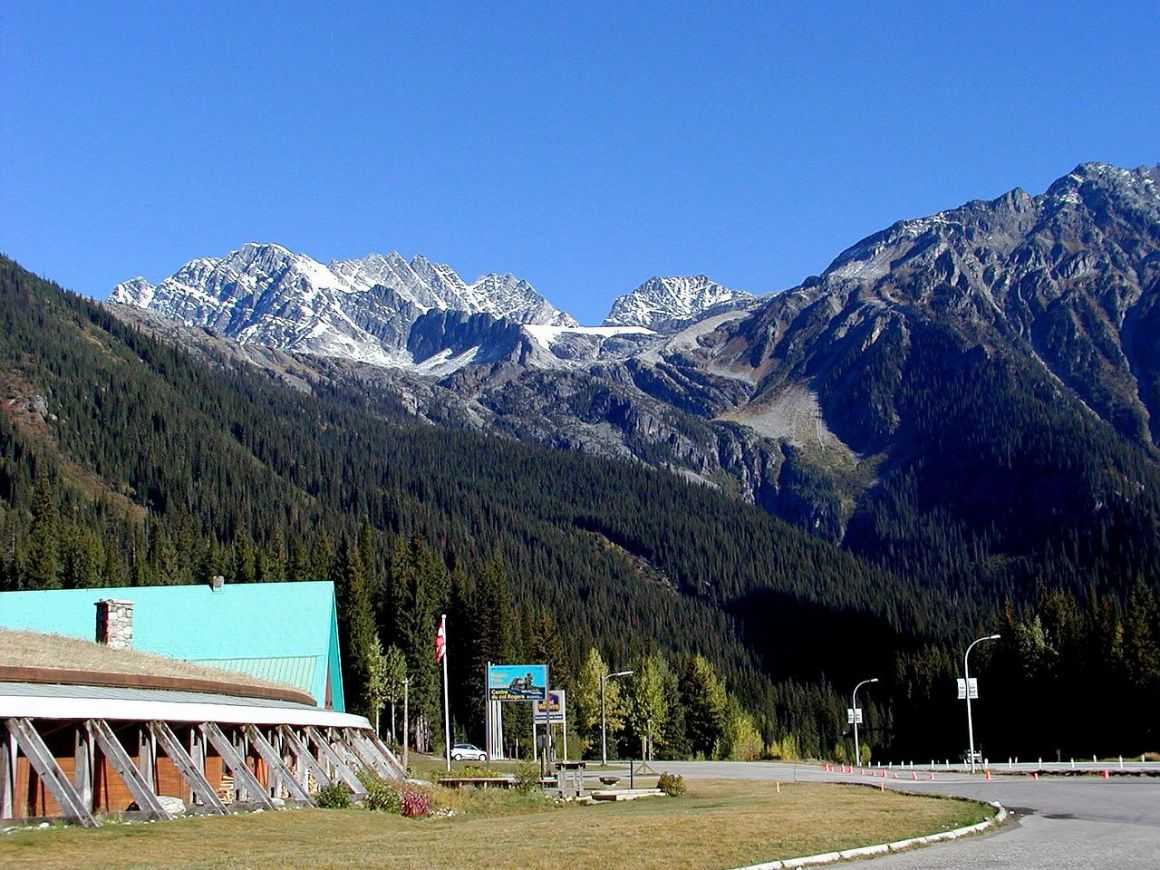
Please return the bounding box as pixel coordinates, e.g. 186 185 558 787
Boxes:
487 664 549 761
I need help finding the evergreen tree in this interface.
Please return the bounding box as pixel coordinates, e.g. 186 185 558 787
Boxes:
680 655 728 758
26 476 60 589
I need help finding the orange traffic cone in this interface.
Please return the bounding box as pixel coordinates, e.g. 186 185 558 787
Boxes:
1102 769 1110 779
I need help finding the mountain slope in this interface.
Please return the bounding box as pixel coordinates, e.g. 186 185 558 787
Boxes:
103 163 1160 604
3 253 944 756
695 162 1160 592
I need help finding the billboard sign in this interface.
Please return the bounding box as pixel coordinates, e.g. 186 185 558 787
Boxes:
533 689 566 724
487 663 548 702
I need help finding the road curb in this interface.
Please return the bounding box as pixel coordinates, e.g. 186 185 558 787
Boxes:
732 801 1006 869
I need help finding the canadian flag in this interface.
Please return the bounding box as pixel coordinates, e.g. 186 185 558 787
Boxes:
435 615 446 663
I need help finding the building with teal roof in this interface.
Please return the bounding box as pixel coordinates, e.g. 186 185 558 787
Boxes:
0 580 346 712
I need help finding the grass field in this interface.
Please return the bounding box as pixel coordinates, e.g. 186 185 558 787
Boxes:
0 779 992 870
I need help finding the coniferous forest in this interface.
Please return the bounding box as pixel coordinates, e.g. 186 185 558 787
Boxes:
2 255 1158 761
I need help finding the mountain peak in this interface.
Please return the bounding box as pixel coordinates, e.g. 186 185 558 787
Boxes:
111 243 578 364
603 274 754 329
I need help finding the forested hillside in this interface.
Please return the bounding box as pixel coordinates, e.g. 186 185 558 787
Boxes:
2 256 1158 759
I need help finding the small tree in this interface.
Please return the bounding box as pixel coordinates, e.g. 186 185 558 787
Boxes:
574 648 626 756
364 636 389 736
628 653 671 761
382 644 408 743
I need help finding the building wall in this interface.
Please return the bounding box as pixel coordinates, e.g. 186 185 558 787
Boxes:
10 727 242 818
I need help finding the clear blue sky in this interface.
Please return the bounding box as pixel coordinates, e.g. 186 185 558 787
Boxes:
2 2 1157 324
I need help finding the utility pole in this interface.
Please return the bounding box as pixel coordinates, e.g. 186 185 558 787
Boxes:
852 677 878 767
964 634 1000 774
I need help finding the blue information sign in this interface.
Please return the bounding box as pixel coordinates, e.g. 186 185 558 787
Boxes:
487 663 549 702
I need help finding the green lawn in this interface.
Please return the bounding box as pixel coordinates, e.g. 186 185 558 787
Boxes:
0 780 993 870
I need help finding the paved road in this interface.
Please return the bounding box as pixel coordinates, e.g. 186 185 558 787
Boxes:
649 761 1160 869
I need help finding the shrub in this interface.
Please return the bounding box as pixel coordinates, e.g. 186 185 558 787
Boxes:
364 779 403 814
658 772 686 797
316 783 353 809
459 764 504 778
514 761 542 794
401 788 430 817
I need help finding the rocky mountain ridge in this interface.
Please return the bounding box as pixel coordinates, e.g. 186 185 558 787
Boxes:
107 163 1160 592
111 243 755 370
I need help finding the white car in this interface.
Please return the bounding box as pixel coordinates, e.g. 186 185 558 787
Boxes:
451 743 487 762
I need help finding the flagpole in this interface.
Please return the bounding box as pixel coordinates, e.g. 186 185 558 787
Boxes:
441 614 452 772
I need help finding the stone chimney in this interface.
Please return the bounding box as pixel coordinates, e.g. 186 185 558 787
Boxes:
96 599 134 650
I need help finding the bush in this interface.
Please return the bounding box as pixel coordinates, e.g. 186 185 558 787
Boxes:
658 772 686 797
401 788 430 817
514 761 542 794
316 783 353 809
459 764 504 778
364 778 403 814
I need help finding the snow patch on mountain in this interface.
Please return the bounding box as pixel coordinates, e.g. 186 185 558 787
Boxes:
524 323 654 350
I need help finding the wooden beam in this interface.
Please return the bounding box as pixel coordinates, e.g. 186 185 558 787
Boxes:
303 727 366 796
276 725 334 790
198 722 274 809
5 718 97 828
243 726 315 805
137 727 155 790
87 719 172 821
73 725 93 813
326 728 369 776
1 725 15 820
363 729 408 780
147 721 228 815
342 728 397 781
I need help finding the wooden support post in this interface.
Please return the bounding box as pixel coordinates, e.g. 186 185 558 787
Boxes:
199 723 274 809
1 725 15 820
87 720 172 820
362 729 408 780
327 729 369 778
303 727 366 796
147 722 228 815
73 725 93 813
137 727 156 790
5 718 98 828
277 725 334 790
343 728 398 781
243 726 315 805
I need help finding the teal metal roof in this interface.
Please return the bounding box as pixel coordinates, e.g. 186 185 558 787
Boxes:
0 581 345 712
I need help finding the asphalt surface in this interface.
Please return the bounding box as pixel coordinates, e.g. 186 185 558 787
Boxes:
647 760 1160 868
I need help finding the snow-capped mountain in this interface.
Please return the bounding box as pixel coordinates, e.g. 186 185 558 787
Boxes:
603 275 754 329
111 243 577 366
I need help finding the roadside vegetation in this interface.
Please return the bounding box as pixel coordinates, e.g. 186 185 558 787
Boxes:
0 780 992 870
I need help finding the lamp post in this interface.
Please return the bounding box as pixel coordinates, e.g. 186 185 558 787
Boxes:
852 677 878 768
964 634 1000 774
600 670 633 767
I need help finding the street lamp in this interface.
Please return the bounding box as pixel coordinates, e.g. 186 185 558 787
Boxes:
964 634 1000 774
852 677 878 768
600 670 633 767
